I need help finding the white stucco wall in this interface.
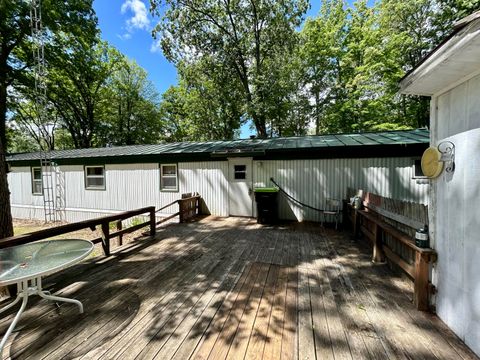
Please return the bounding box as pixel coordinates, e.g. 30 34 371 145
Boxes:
430 72 480 356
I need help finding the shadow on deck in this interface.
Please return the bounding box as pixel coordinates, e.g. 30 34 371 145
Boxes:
0 217 477 360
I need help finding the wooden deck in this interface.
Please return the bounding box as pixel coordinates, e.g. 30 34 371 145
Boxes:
0 217 477 360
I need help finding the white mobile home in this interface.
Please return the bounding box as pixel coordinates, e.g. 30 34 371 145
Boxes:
400 11 480 356
7 129 429 223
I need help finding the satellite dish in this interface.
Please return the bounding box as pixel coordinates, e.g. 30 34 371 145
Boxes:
421 147 444 178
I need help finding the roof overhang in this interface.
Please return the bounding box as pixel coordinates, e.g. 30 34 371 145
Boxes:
399 18 480 96
7 143 429 167
6 129 430 166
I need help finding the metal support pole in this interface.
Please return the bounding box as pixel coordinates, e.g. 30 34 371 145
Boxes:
0 277 84 358
0 281 29 358
36 277 83 313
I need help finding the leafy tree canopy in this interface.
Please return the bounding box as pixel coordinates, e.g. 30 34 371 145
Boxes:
152 0 309 138
154 0 479 137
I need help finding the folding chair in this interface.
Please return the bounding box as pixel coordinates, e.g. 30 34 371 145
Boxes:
322 198 340 230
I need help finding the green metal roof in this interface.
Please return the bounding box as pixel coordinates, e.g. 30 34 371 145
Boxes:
7 128 429 165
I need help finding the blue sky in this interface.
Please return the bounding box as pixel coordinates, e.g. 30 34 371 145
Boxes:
92 0 324 138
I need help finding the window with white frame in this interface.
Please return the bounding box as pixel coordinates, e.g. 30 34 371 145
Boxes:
85 165 105 189
160 164 178 191
31 167 43 195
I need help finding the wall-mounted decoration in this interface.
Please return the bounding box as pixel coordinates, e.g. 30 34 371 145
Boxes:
421 147 443 178
437 141 455 173
420 141 455 178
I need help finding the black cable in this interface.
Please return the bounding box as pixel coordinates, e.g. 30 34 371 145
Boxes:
269 177 325 212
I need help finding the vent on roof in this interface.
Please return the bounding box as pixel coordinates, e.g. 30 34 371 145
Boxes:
211 147 265 157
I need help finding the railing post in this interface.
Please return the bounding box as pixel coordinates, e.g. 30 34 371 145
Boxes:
353 209 360 239
179 200 184 223
190 198 194 219
101 221 110 256
414 252 430 311
116 220 123 246
372 223 385 263
149 207 156 237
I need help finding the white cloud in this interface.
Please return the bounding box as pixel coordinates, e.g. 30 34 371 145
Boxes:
117 33 132 41
150 38 161 53
121 0 150 32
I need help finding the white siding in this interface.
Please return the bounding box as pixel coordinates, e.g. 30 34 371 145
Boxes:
179 161 229 216
436 73 480 139
430 73 480 356
253 157 428 222
9 161 230 221
10 156 426 224
9 167 44 208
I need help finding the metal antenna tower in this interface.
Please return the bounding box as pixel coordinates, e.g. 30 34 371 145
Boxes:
30 0 55 222
30 0 47 119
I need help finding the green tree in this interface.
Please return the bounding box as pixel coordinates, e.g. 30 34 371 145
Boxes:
9 96 58 151
152 0 308 138
297 0 474 133
14 41 163 149
265 51 311 137
299 0 348 134
433 1 480 41
0 0 97 238
179 59 243 140
374 0 479 129
376 0 439 128
99 57 163 146
6 125 39 154
159 85 190 142
46 40 122 148
340 1 385 131
0 0 96 150
159 58 244 142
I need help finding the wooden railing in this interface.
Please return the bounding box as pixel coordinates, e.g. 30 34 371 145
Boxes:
0 206 156 256
344 193 437 311
179 193 200 223
1 194 202 257
155 192 201 226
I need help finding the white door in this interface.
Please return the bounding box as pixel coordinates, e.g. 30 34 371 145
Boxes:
228 157 253 217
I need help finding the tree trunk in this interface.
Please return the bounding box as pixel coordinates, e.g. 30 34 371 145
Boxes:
0 54 14 240
0 56 8 151
315 91 321 135
251 111 267 138
0 139 14 239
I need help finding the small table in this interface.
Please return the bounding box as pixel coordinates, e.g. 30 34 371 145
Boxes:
0 239 93 355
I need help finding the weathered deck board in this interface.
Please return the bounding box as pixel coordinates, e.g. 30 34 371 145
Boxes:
244 264 279 360
0 217 477 360
2 222 208 358
262 265 288 360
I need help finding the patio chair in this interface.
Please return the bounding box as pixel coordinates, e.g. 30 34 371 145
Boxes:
322 198 341 230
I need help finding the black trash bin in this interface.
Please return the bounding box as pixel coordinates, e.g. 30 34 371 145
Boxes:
254 188 279 224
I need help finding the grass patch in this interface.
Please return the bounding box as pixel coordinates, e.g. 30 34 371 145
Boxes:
14 226 45 236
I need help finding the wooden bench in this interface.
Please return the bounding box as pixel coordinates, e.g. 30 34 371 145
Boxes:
344 201 437 311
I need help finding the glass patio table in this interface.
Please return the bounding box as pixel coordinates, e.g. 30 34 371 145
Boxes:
0 239 93 356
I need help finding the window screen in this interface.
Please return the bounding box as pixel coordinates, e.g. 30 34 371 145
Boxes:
160 164 178 191
85 166 105 189
234 165 247 180
32 167 43 195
